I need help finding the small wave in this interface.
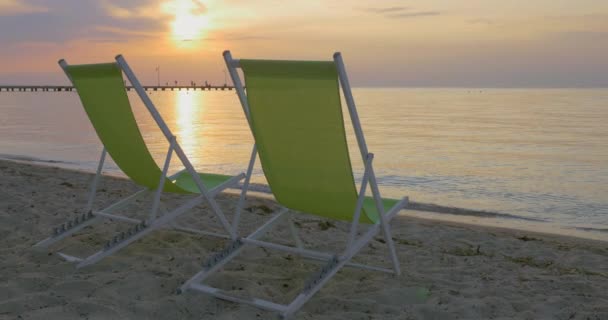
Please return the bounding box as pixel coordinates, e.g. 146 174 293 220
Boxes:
407 201 545 222
232 182 544 222
570 227 608 233
0 153 77 165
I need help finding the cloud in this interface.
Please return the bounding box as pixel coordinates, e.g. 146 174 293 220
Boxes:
0 0 48 16
468 18 495 25
160 0 207 16
363 6 410 14
205 33 272 42
100 0 172 20
0 0 168 44
88 25 160 43
386 11 440 19
190 0 207 15
362 6 440 19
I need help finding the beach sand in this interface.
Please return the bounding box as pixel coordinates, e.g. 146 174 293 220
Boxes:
1 159 607 319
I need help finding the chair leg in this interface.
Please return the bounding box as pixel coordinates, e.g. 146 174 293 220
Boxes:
85 148 107 213
288 215 304 249
232 144 258 234
378 197 409 275
149 140 174 222
379 214 401 275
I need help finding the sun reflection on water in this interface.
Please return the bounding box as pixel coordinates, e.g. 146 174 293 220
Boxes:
175 91 205 160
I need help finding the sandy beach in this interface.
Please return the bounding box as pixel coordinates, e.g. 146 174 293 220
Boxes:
1 159 607 319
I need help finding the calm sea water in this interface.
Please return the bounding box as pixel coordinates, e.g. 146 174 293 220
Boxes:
1 89 607 240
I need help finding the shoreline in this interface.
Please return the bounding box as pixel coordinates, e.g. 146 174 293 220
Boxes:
1 159 607 319
2 155 606 243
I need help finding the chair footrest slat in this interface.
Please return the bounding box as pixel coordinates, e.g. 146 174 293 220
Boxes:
34 208 149 249
77 220 150 268
189 284 288 313
302 255 340 294
52 211 95 235
102 220 148 251
202 238 244 271
34 211 99 248
178 239 247 293
56 252 84 262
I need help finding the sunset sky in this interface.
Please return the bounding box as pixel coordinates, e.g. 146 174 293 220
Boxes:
1 0 607 87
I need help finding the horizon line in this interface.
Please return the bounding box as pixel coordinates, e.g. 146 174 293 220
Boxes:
1 84 607 90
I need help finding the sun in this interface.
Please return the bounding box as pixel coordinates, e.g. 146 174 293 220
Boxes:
164 0 210 48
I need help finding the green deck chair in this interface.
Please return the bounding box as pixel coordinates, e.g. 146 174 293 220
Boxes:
179 51 409 318
34 55 244 268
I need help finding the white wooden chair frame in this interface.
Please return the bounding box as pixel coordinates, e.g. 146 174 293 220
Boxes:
178 51 408 318
34 55 244 268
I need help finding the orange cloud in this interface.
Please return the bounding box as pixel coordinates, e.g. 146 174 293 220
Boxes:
0 0 48 15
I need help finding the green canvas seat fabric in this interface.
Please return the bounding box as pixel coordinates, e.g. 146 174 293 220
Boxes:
66 63 232 194
240 59 399 224
173 171 235 193
363 197 400 222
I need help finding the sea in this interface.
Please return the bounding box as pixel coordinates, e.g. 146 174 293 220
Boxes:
1 88 607 241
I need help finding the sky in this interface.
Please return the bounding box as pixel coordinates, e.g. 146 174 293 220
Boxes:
1 0 607 87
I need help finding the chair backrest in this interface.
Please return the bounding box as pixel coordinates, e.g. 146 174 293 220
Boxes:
64 62 185 193
239 59 374 223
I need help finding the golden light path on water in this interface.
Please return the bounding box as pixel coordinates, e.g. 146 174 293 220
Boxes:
136 90 250 177
175 90 205 155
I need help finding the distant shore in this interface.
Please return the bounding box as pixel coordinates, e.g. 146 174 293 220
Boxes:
1 159 607 319
0 84 236 93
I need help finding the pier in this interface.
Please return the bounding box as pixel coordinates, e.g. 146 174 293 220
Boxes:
0 85 235 92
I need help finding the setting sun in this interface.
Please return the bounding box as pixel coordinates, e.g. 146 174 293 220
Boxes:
163 0 210 48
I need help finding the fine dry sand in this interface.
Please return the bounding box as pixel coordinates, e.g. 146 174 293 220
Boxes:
1 159 607 319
